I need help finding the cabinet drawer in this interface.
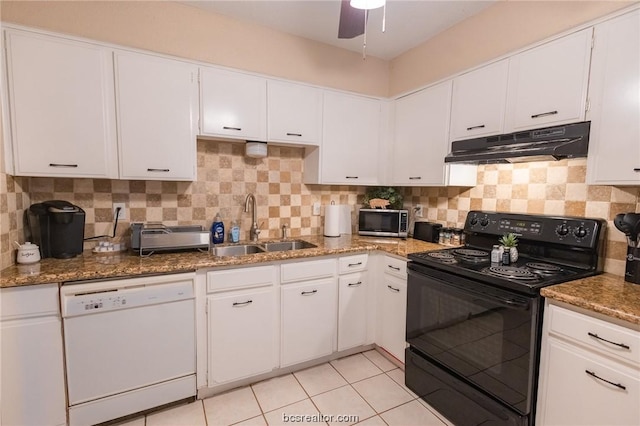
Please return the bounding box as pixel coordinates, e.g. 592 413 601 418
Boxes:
548 304 640 366
1 284 59 320
383 256 406 278
207 265 276 293
338 254 368 274
281 258 336 283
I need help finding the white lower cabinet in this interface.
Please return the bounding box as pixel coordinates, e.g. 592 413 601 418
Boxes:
537 303 640 425
377 257 408 363
337 254 370 352
0 284 66 426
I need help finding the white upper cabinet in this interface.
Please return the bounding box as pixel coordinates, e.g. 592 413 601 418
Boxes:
115 52 198 181
4 30 117 178
450 59 509 141
319 91 381 185
586 9 640 185
267 80 322 146
504 28 593 132
199 67 267 141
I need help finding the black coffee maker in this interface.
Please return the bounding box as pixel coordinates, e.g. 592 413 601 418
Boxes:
26 200 85 259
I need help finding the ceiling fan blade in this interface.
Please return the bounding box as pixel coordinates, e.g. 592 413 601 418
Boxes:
338 0 365 39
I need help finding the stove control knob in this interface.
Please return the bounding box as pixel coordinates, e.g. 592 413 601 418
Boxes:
556 224 569 236
574 226 588 238
480 218 489 227
470 217 478 226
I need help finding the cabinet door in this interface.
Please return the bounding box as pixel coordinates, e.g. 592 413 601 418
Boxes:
267 80 322 145
5 30 117 178
321 91 381 185
392 81 452 186
505 28 592 132
200 67 267 141
115 52 198 180
281 278 337 367
450 60 509 140
207 287 277 385
338 272 368 351
377 274 407 363
1 316 67 426
586 10 640 185
538 337 640 426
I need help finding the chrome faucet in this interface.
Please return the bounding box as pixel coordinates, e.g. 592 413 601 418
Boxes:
244 193 261 242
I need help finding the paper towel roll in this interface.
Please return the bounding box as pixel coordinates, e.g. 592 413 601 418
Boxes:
324 204 341 237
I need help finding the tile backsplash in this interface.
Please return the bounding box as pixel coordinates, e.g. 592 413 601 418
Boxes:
1 143 639 276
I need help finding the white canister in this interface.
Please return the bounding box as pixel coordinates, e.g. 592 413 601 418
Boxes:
16 242 41 264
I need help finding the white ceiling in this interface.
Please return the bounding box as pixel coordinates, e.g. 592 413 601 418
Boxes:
178 0 496 60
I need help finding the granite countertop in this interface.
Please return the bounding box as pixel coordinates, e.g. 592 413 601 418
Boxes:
0 234 440 288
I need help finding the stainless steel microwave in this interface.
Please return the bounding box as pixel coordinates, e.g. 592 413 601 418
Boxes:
358 209 409 238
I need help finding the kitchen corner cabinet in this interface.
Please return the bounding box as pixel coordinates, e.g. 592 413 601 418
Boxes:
206 266 278 386
200 67 267 141
586 9 640 185
115 52 198 180
450 59 509 141
504 28 592 132
267 80 322 146
537 303 640 425
4 29 118 178
377 256 408 363
318 91 381 185
1 284 67 426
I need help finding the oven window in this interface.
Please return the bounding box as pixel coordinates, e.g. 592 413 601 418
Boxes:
407 268 539 414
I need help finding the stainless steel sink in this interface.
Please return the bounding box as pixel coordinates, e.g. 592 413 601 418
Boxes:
261 240 317 252
213 244 265 256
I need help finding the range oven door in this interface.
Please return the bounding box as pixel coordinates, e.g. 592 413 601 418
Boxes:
406 262 541 425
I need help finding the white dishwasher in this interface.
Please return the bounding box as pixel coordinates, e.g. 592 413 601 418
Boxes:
60 273 196 426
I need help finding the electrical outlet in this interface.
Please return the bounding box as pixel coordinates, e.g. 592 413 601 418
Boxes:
113 203 127 220
312 202 321 216
415 204 423 218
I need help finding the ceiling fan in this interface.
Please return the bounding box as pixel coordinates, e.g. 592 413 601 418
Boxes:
338 0 386 57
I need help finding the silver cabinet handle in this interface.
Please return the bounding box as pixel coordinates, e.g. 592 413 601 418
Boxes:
585 370 626 390
634 168 640 172
49 163 78 168
223 126 242 131
348 281 363 287
531 110 558 119
232 300 253 307
301 289 318 296
348 262 363 267
587 332 630 350
388 265 401 271
387 285 400 293
466 124 486 131
286 132 302 137
147 168 170 172
345 176 359 179
409 176 422 180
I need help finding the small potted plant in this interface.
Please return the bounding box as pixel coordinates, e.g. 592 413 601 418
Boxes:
363 187 404 210
499 233 519 262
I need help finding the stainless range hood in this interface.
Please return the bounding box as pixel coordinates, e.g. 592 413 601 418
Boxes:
445 121 590 164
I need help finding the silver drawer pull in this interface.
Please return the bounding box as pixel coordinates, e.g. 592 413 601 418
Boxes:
585 370 626 390
345 176 359 179
348 281 363 287
587 332 630 350
147 168 170 172
531 110 558 119
634 168 640 172
232 300 253 307
49 163 78 168
348 262 363 267
409 176 422 180
387 285 400 293
466 124 486 131
301 290 318 296
388 265 401 271
286 132 302 137
223 126 242 131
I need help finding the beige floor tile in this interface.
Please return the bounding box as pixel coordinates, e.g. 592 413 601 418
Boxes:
252 374 308 413
311 385 375 426
362 350 396 372
203 386 262 426
417 399 454 426
355 415 387 425
386 368 418 398
330 354 383 384
146 400 206 426
264 398 325 426
234 415 268 425
113 416 145 426
294 363 348 396
380 400 446 426
352 374 413 413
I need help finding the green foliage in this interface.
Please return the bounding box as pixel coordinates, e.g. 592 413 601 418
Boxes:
499 233 519 248
363 187 404 210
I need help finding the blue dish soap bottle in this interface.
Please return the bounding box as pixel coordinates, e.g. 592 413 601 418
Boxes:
211 213 225 244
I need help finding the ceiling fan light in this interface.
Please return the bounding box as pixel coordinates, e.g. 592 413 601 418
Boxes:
350 0 385 10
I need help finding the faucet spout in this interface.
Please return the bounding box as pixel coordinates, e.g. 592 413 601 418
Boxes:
244 193 260 242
